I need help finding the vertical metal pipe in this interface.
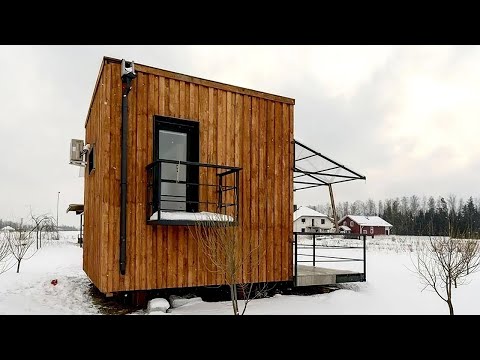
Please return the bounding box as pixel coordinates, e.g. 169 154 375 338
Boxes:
119 82 129 275
235 170 240 222
158 162 162 212
312 233 316 267
294 233 298 286
120 64 136 276
363 234 367 281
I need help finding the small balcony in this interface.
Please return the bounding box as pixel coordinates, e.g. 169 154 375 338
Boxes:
146 159 242 226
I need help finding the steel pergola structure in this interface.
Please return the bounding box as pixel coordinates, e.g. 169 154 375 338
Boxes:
293 139 366 232
293 139 366 192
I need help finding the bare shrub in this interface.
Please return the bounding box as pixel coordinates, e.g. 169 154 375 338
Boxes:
413 236 480 315
189 214 264 315
5 225 37 273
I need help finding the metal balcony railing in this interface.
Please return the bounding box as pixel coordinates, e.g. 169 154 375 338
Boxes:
146 159 242 226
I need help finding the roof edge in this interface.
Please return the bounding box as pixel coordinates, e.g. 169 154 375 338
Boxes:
103 56 295 105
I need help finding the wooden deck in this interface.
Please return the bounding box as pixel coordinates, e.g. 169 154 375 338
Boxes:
294 265 365 287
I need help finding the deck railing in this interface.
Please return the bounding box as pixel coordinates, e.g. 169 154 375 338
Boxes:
146 159 242 225
293 232 367 286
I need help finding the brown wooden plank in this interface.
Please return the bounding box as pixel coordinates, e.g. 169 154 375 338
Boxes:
274 102 283 281
226 91 235 281
110 63 123 291
136 72 148 291
198 86 209 214
185 84 198 288
94 82 102 289
127 70 138 290
169 79 184 288
189 83 195 120
156 76 166 288
146 74 156 290
266 100 275 282
164 78 175 288
194 85 209 287
234 93 243 283
250 97 260 283
100 63 111 292
205 87 217 285
164 78 170 117
281 103 289 281
179 81 186 118
150 75 159 289
258 98 268 283
242 95 251 283
170 79 179 118
139 75 148 289
167 226 178 287
185 82 190 118
226 91 234 221
216 89 227 285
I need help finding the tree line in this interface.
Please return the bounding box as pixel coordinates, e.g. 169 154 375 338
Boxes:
308 194 480 237
0 218 78 231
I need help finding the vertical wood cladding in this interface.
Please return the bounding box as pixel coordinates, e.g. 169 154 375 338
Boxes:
84 58 294 292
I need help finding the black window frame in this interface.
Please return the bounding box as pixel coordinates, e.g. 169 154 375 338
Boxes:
301 218 305 223
321 218 325 225
88 144 95 175
153 116 200 213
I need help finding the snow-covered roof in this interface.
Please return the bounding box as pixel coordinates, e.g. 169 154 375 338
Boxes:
294 206 328 222
339 215 392 227
1 226 15 231
339 225 351 231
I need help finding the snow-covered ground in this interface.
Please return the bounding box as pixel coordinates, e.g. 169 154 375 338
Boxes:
0 231 479 314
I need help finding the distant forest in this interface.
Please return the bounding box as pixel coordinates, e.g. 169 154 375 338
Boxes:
308 194 480 237
0 219 78 231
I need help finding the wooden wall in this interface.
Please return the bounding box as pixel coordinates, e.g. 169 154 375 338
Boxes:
84 58 294 293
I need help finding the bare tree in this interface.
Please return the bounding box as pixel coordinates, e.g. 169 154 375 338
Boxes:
399 196 408 215
5 225 37 273
360 200 368 216
39 217 56 245
350 200 362 215
378 200 384 216
410 195 420 216
446 194 457 216
0 231 14 274
413 236 480 315
30 210 55 249
342 201 349 218
366 199 376 216
189 214 263 315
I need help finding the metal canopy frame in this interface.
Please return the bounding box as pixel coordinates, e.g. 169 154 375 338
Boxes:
293 140 366 192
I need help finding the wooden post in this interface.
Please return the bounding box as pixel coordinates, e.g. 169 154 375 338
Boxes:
328 184 339 232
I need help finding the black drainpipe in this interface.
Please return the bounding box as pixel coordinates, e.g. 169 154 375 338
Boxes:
120 59 136 275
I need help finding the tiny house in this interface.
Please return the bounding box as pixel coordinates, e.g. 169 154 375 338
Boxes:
81 57 295 296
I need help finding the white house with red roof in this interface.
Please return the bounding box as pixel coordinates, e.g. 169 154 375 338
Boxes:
293 206 333 233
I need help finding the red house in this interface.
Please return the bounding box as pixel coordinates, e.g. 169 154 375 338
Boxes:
338 215 392 236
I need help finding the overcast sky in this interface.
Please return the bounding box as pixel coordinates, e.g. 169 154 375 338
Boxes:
1 45 479 226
